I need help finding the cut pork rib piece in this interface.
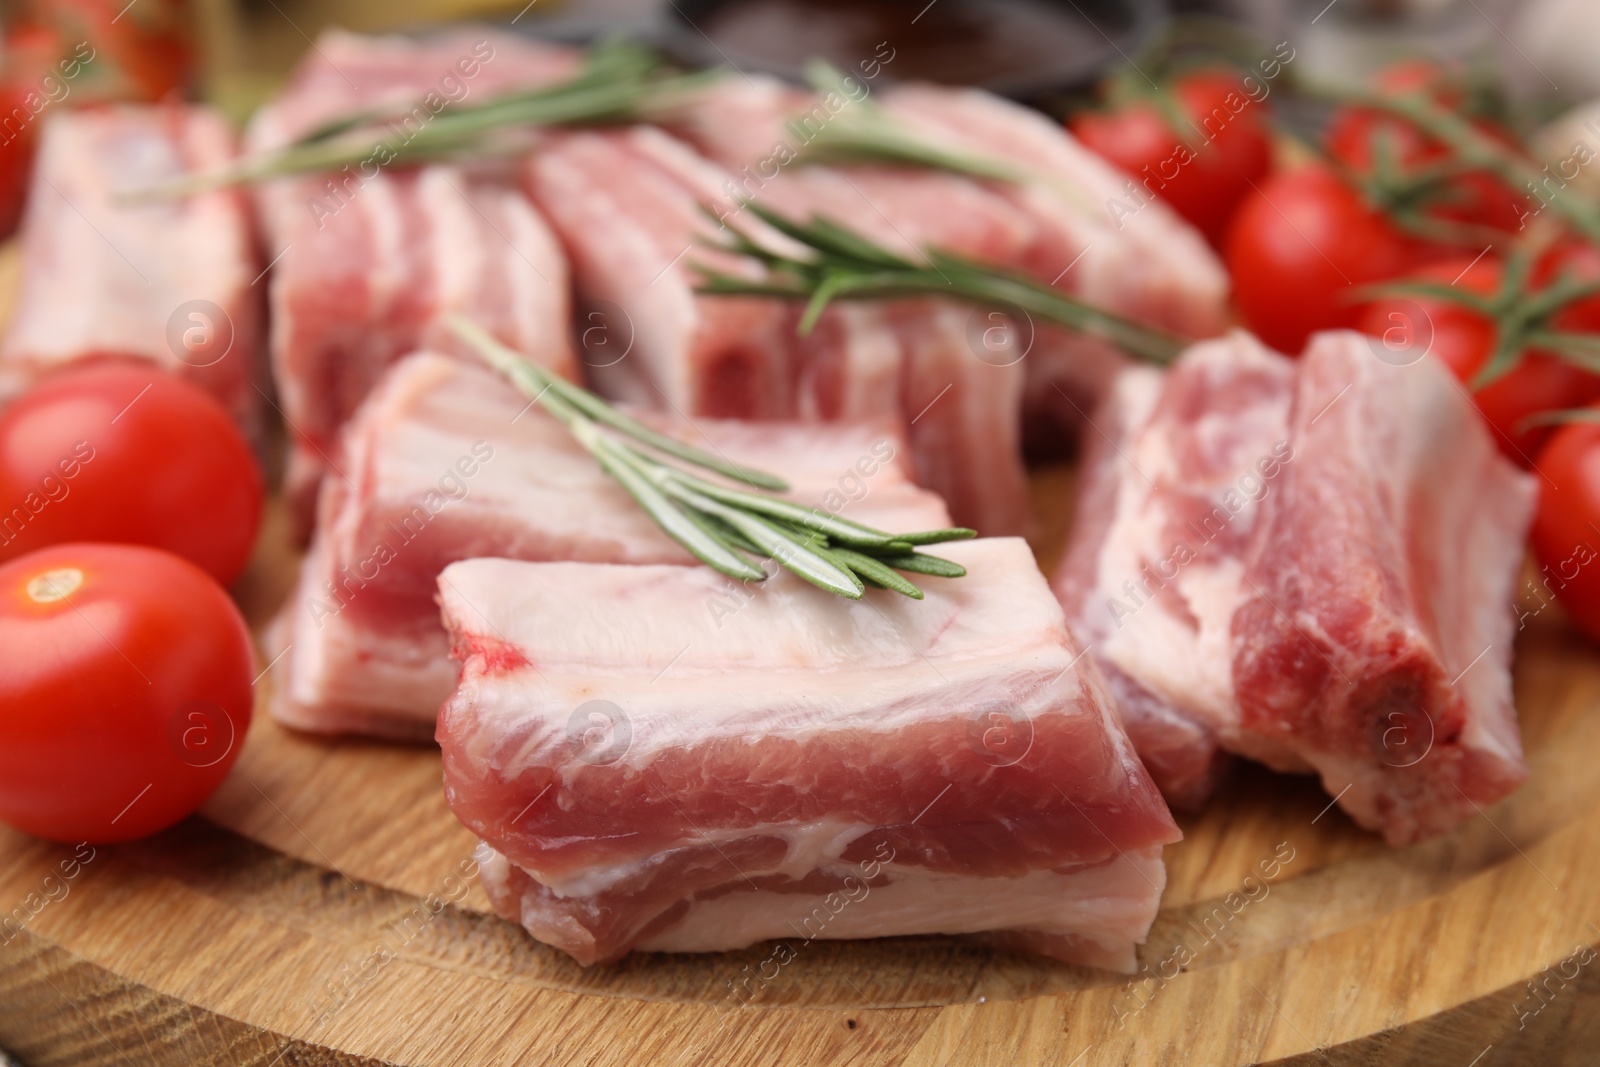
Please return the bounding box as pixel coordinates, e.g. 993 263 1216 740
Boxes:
1055 331 1295 807
271 351 951 740
246 28 580 530
519 127 799 418
437 539 1181 970
523 124 1031 535
1230 332 1534 845
1055 330 1534 843
0 105 262 427
669 76 1228 449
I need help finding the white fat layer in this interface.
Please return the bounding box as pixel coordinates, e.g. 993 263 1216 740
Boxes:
439 541 1086 767
633 847 1165 974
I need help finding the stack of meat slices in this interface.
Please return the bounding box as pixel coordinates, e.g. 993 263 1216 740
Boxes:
244 28 581 530
0 105 262 429
1056 330 1535 844
271 351 953 739
438 538 1181 971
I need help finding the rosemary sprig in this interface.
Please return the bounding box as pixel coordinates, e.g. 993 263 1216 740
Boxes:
447 317 975 600
695 203 1187 365
129 40 722 200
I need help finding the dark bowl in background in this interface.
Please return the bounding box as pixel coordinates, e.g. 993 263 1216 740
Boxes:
658 0 1168 98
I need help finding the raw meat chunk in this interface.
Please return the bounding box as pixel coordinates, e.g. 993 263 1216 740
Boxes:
271 351 950 739
245 28 580 528
670 75 1229 447
1230 331 1534 845
524 123 1031 534
1 105 262 427
1055 330 1534 843
1055 331 1295 807
438 539 1181 969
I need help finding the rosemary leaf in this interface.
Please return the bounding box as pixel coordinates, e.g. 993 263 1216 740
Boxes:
829 547 925 599
540 375 788 490
664 480 865 598
128 47 723 201
696 210 1186 365
450 317 788 490
871 527 977 547
869 552 968 579
662 469 920 549
588 434 767 582
449 316 969 602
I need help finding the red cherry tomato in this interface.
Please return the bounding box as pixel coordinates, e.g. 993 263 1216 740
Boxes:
1227 165 1422 354
0 543 254 843
1325 61 1527 236
0 360 262 585
1357 255 1600 462
1071 69 1274 245
1531 422 1600 643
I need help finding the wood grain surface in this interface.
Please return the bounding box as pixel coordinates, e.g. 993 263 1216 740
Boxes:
1 463 1599 1067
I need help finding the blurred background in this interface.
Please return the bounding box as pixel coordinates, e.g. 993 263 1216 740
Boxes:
5 0 1598 120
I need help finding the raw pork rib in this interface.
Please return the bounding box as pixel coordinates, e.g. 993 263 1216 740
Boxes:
245 29 580 528
522 125 1030 535
1055 331 1294 808
438 539 1181 970
0 106 261 427
272 351 950 739
1230 332 1533 845
1056 330 1534 843
670 76 1228 445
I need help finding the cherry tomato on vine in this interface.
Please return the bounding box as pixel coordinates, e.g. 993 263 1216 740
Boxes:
0 360 262 585
0 543 254 843
1357 255 1600 462
1071 69 1274 245
1531 422 1600 643
1325 60 1527 236
1227 164 1422 353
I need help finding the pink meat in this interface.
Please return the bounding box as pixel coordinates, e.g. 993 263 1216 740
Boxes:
520 127 798 419
246 29 581 530
526 120 1030 533
671 76 1229 449
248 27 583 140
1230 332 1533 845
438 539 1180 969
1054 332 1295 807
0 105 261 428
272 351 951 740
1054 330 1534 843
880 84 1229 444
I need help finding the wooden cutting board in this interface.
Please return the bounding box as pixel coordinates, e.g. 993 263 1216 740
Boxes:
2 465 1600 1067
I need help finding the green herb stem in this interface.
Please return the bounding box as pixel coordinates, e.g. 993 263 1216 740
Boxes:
447 316 975 601
696 202 1186 365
